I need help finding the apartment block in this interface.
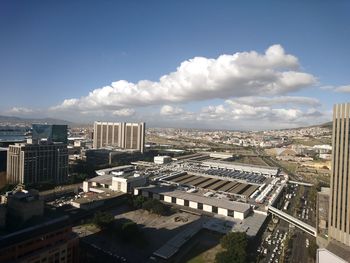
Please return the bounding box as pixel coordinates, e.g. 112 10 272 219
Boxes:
93 121 145 153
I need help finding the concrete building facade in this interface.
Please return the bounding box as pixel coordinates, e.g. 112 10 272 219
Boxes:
329 103 350 246
7 143 68 185
93 122 145 153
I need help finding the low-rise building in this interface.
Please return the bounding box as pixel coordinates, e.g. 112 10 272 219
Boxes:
134 185 251 219
4 189 44 222
83 165 148 194
154 155 172 165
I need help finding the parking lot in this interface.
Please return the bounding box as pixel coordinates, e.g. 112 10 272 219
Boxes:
258 227 288 263
47 192 84 207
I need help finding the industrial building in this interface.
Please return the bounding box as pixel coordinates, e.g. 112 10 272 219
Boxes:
201 160 279 177
93 121 145 153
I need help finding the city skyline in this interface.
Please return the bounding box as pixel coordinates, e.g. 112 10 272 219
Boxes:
1 1 350 130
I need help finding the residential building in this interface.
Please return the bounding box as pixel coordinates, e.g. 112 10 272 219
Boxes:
93 121 145 153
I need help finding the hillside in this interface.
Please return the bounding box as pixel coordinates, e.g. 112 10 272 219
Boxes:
0 115 74 126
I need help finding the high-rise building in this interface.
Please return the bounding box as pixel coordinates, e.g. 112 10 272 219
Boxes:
7 143 68 185
93 122 145 153
329 103 350 246
32 124 68 144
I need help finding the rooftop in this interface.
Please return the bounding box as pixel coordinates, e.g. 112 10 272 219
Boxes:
71 189 126 205
0 216 71 249
137 185 251 213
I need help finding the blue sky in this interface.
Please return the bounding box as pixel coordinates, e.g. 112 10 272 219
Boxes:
0 0 349 129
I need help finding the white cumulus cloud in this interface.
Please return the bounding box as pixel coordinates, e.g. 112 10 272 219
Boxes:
335 85 350 93
112 108 135 117
319 84 350 93
52 44 316 112
160 105 184 116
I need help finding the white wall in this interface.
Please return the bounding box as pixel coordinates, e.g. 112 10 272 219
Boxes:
234 211 245 219
176 198 184 206
164 195 172 203
203 204 212 213
83 181 90 192
218 208 228 216
189 201 198 209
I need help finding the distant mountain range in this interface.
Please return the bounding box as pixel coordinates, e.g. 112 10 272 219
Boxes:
319 121 332 129
0 114 333 130
0 115 74 126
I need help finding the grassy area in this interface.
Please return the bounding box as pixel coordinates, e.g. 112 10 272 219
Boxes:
186 243 223 263
276 160 299 174
292 137 331 146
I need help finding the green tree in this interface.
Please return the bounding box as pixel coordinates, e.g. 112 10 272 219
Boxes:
92 211 114 229
133 195 146 209
215 232 248 263
142 199 168 215
308 239 318 259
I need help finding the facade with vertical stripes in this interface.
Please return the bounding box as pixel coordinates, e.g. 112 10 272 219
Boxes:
7 143 68 185
93 122 145 153
329 103 350 246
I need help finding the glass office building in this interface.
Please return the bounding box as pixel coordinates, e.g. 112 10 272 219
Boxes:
32 124 68 144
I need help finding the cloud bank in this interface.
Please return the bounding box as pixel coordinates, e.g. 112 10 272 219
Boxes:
4 44 331 130
52 44 316 113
